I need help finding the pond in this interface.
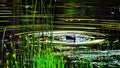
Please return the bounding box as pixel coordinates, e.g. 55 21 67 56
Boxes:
0 26 120 68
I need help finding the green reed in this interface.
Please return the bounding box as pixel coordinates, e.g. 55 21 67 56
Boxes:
2 0 115 68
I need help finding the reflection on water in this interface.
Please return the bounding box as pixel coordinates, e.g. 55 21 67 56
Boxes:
0 0 120 68
25 31 105 44
0 26 120 68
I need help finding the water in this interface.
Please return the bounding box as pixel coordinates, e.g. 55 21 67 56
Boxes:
0 26 120 68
